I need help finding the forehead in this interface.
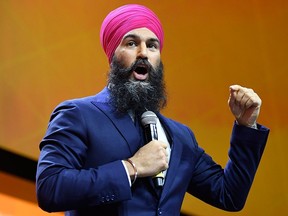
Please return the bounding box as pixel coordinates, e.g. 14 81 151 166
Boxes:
122 27 159 41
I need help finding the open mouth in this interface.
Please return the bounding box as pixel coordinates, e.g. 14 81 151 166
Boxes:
134 66 148 75
133 65 148 80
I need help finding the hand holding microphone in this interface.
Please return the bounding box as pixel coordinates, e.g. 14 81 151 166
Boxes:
140 111 167 187
127 111 168 187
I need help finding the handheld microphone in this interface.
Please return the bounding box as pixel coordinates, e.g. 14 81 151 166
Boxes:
141 111 164 187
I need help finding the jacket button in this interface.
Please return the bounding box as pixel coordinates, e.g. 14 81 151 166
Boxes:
111 194 115 201
157 208 162 215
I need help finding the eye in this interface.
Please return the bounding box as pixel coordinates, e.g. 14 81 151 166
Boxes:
127 41 137 47
147 42 158 50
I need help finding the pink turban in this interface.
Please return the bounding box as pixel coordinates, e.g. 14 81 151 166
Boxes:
100 4 164 63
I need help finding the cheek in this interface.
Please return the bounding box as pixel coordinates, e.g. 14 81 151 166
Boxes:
115 50 135 68
150 55 161 70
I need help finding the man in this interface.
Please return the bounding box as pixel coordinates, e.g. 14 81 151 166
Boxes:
36 4 269 216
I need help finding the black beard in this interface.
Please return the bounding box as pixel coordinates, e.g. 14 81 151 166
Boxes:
107 57 167 115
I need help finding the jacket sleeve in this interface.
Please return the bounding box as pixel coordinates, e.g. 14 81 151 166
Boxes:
187 123 269 211
36 101 132 212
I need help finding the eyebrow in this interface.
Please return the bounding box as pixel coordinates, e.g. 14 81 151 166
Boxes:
122 34 160 44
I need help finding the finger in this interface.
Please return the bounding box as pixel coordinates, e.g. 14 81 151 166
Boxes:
244 97 255 109
229 88 244 107
229 84 242 92
228 86 238 106
238 91 253 109
234 87 255 106
160 142 168 149
229 85 247 102
239 88 261 109
236 89 246 106
244 94 262 109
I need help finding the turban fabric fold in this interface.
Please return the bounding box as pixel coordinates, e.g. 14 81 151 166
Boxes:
100 4 164 63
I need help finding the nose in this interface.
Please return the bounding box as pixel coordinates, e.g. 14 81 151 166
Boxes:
137 42 148 59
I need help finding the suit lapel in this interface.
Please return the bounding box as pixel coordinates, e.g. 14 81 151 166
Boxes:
90 87 143 155
157 114 182 201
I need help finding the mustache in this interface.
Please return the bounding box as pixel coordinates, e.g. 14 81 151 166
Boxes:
117 58 154 78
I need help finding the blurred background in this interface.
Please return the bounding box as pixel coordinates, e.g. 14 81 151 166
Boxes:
0 0 287 215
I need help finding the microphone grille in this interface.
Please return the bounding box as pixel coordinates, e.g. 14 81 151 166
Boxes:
141 111 158 126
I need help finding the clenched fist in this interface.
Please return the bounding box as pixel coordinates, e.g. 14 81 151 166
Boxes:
228 85 261 128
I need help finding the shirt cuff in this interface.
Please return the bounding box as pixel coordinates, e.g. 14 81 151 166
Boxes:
121 160 132 187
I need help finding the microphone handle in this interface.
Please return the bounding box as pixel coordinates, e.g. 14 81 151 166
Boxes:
143 124 158 141
143 124 164 187
153 172 165 187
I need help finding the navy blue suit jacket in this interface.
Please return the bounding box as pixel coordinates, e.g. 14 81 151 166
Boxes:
36 87 269 216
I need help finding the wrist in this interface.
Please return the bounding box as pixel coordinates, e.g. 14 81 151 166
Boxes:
236 120 258 129
125 159 138 184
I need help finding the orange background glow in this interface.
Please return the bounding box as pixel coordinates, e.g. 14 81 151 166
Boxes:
0 0 287 215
